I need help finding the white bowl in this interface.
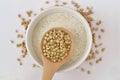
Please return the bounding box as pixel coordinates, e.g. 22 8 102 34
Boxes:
26 6 92 72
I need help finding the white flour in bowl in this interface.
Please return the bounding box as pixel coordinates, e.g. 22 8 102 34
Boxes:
32 12 87 70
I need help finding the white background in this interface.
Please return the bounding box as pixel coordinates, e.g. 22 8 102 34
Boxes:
0 0 120 80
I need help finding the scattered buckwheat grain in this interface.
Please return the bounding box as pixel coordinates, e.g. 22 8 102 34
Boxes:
96 20 102 25
10 40 14 44
89 62 93 66
18 14 21 18
101 48 105 52
87 70 91 74
45 0 49 4
81 68 85 72
26 10 32 17
101 28 105 32
62 2 67 5
32 64 36 68
19 62 22 66
17 58 21 61
40 8 44 11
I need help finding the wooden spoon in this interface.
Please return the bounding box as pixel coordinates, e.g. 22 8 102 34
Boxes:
40 27 73 80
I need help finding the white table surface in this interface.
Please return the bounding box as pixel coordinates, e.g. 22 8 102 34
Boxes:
0 0 120 80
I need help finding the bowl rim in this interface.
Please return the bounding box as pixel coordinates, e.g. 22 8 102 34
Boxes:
26 6 92 72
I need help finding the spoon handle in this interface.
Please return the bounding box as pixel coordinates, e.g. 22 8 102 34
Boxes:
42 66 56 80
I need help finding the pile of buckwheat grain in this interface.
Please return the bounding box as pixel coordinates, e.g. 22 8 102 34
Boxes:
10 0 105 74
41 28 72 62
